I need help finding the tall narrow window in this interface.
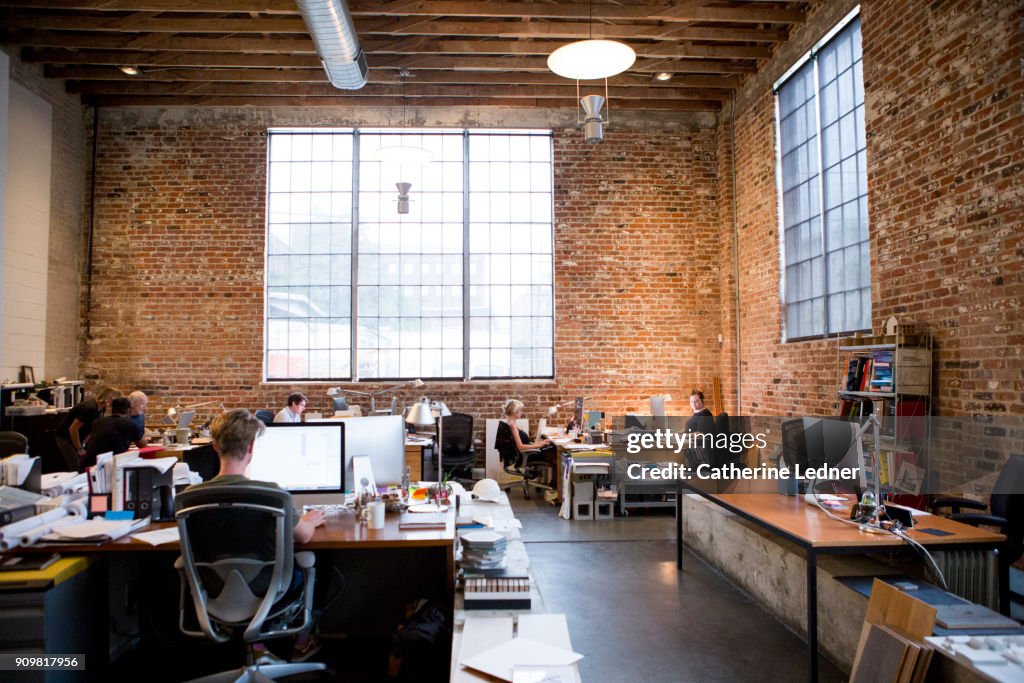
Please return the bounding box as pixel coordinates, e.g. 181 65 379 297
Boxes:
776 11 868 340
264 128 554 381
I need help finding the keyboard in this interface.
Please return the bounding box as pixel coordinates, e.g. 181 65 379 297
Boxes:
926 634 1024 682
301 504 347 515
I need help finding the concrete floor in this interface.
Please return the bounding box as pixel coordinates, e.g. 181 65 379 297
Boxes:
512 493 845 683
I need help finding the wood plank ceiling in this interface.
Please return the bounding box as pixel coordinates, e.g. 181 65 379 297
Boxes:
0 0 811 111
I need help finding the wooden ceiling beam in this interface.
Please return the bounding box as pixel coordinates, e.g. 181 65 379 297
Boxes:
50 64 742 89
84 93 722 111
8 32 773 60
0 0 299 12
0 0 804 24
21 48 324 67
4 14 310 33
24 48 757 74
66 79 731 101
355 19 789 43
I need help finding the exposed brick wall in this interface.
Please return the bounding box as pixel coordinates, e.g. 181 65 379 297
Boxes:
3 46 88 379
725 0 1024 419
81 110 721 431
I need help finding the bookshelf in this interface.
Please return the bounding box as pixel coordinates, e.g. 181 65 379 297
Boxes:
837 325 932 498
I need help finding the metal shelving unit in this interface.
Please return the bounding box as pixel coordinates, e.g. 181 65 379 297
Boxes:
837 324 932 497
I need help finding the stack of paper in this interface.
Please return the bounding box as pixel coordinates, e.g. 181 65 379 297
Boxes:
1 454 37 487
43 516 150 544
461 530 508 571
462 637 582 682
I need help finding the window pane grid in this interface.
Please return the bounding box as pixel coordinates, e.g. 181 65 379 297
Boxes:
777 15 869 341
266 129 553 380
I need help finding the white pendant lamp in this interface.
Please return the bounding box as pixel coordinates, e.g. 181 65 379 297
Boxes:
547 39 636 81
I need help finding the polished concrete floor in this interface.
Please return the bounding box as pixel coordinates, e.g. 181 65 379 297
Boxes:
511 492 846 683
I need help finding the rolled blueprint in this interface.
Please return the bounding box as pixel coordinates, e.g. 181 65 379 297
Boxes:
19 515 86 547
0 507 69 541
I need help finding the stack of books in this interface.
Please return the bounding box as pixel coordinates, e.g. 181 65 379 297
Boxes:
460 530 507 572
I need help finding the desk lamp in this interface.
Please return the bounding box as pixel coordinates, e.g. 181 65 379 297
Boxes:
405 397 451 485
162 401 226 425
547 396 593 417
328 379 424 414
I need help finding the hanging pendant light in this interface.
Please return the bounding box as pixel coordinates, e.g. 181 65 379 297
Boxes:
371 70 433 213
547 39 636 80
547 1 633 143
546 1 635 80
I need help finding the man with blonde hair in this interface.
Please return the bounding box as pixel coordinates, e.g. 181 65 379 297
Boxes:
189 408 325 663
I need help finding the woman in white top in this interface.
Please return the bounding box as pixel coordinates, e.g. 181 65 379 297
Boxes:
274 392 307 423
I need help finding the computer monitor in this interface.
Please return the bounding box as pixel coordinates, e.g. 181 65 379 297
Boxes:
332 396 349 412
650 396 666 417
802 418 864 494
585 411 603 429
335 415 405 490
176 410 195 430
249 422 345 500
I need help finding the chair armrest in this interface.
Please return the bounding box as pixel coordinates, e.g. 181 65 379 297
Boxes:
294 551 315 569
174 555 184 570
950 513 1008 530
932 496 987 515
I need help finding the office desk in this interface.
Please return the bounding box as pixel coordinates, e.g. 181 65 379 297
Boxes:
675 490 1005 683
14 511 456 679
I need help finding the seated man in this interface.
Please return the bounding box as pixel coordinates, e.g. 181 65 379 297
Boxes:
84 396 146 470
190 408 325 662
684 389 715 468
274 392 307 424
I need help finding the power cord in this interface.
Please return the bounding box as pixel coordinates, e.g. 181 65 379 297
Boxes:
809 477 948 591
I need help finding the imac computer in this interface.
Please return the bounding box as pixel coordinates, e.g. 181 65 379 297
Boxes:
802 417 864 494
335 414 406 490
249 422 346 505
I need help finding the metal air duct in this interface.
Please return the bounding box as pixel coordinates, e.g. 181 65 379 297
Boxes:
295 0 368 90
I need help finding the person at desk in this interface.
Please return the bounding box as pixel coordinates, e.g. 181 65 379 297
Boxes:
274 392 307 424
128 390 148 433
684 389 714 468
84 397 147 470
685 389 714 434
192 408 325 663
496 399 558 482
56 385 120 472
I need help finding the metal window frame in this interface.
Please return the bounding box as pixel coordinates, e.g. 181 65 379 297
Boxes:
263 128 555 382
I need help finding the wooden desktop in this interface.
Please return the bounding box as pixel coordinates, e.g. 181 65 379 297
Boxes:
675 488 1006 683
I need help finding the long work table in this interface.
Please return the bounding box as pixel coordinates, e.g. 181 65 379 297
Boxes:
674 488 1006 683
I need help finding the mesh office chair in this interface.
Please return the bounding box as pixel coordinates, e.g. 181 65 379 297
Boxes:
174 483 327 682
437 413 475 482
494 422 554 500
933 454 1024 566
254 410 275 426
0 431 28 458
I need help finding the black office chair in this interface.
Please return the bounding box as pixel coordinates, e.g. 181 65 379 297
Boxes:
437 413 475 483
0 431 28 458
254 409 275 426
494 422 554 500
182 444 220 482
933 454 1024 566
708 412 741 468
174 483 327 682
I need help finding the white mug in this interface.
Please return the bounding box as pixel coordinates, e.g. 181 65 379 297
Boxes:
366 500 385 529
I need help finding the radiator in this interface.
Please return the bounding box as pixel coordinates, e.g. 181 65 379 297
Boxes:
932 550 999 609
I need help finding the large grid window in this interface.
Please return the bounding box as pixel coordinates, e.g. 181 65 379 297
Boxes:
264 129 554 381
776 11 869 341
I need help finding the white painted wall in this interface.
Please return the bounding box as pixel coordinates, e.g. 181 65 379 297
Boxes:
1 78 51 382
